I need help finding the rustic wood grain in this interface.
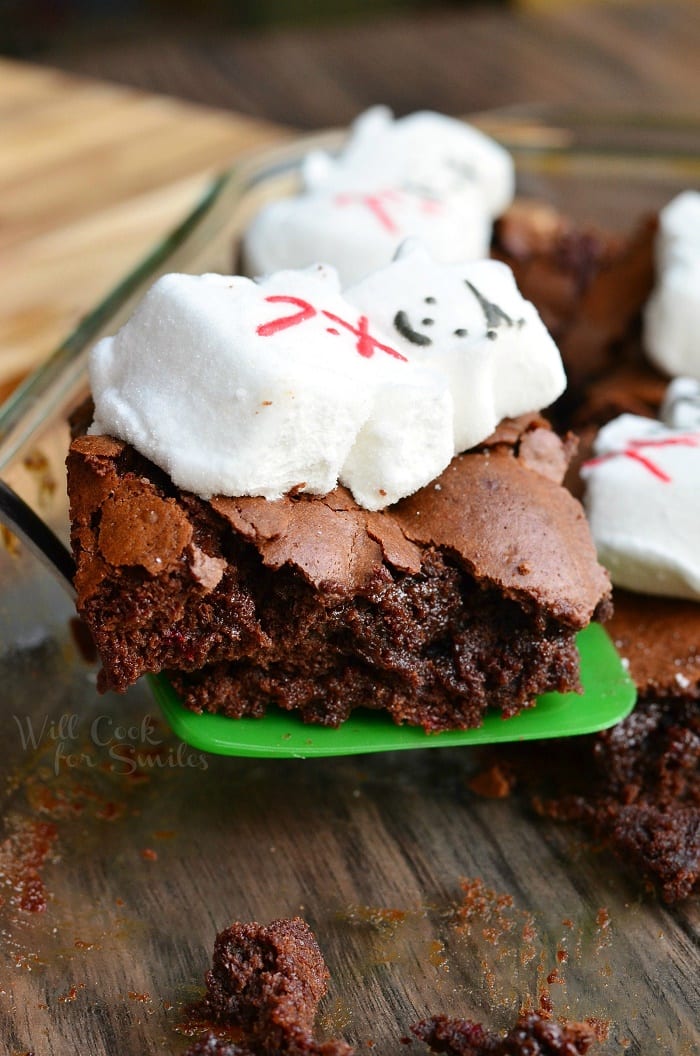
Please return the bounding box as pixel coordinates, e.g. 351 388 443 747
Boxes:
0 59 287 388
0 621 697 1056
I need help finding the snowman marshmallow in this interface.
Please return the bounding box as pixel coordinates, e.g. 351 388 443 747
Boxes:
644 190 700 380
581 410 700 600
90 265 454 511
243 107 514 286
345 241 566 454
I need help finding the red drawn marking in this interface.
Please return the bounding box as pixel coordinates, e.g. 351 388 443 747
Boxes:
256 296 316 336
257 295 406 362
334 188 442 233
335 190 401 233
321 310 407 361
326 327 340 335
583 433 699 483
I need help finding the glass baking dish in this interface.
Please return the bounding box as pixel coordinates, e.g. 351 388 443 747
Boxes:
0 109 698 1055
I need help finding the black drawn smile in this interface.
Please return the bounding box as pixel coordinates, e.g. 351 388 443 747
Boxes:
393 310 433 346
392 282 523 348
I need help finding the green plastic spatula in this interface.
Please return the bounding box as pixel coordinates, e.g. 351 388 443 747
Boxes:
1 481 636 761
149 623 635 758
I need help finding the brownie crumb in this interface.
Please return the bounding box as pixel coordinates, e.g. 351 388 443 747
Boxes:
190 918 352 1056
412 1011 596 1055
474 696 700 902
467 763 515 800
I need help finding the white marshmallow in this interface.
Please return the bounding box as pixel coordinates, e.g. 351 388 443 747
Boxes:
302 106 515 217
345 243 566 453
644 191 700 379
581 413 700 600
660 376 700 429
341 365 454 511
243 106 514 286
244 187 491 288
89 267 454 510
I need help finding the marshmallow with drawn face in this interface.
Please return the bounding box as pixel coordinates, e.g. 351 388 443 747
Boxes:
302 106 515 217
243 107 514 287
89 266 454 511
345 243 566 453
581 413 700 601
644 191 700 379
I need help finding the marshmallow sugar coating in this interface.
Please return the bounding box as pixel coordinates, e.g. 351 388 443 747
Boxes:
582 413 700 601
89 267 455 512
345 244 566 454
644 191 700 380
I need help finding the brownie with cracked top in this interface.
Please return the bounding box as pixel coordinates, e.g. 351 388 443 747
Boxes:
67 411 611 731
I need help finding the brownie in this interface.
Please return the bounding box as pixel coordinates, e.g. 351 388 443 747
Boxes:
412 1012 596 1055
568 362 667 429
487 195 700 902
505 208 700 707
187 918 351 1056
604 590 700 702
493 200 658 421
66 413 611 731
473 692 700 902
540 697 699 902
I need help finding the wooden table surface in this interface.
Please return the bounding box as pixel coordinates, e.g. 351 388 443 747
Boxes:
0 4 699 1054
0 59 286 400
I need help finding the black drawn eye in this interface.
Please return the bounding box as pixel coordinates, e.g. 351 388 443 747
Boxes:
454 328 468 338
465 280 525 331
424 296 436 305
422 318 434 326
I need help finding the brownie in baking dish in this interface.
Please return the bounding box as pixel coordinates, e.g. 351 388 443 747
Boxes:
66 411 611 732
483 198 700 902
492 199 658 421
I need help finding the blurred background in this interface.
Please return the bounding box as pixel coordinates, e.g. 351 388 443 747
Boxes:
2 0 698 127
